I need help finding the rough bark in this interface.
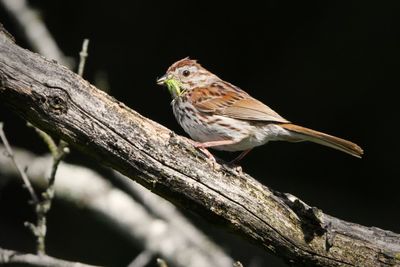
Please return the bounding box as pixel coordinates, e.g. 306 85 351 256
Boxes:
0 29 399 267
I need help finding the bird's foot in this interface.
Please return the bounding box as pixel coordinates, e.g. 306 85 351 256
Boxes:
189 141 220 170
222 149 252 174
224 161 243 175
194 143 215 161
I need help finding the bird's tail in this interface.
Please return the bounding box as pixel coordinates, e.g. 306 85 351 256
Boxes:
280 123 363 158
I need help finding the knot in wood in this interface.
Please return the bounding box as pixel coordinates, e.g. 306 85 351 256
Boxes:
46 90 68 115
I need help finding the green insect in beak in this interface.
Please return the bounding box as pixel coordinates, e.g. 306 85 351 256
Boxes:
157 75 185 99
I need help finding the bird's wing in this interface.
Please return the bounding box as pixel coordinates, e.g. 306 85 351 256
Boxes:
189 82 289 123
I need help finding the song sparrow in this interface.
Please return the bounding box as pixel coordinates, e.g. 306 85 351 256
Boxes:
157 58 363 162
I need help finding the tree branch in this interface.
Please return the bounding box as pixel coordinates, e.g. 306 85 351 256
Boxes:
0 122 39 203
0 247 100 267
0 28 399 267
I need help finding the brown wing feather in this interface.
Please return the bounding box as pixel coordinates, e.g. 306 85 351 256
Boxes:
221 97 289 122
189 83 289 123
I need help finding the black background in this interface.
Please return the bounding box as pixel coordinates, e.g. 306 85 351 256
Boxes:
0 1 399 266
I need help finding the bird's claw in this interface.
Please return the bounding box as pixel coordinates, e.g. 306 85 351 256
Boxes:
189 140 220 170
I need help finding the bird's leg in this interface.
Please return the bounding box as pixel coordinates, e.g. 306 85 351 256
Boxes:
229 149 252 165
190 139 238 162
186 140 215 162
195 146 216 162
195 139 239 148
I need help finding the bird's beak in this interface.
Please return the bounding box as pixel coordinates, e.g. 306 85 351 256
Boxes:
157 74 168 85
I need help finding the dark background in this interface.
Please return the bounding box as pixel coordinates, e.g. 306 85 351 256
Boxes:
0 1 399 266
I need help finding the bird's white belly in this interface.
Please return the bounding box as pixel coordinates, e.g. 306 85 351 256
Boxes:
172 100 292 152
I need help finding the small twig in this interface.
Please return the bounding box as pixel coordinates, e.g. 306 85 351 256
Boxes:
25 122 69 255
27 123 58 156
77 38 89 77
127 250 154 267
0 246 101 267
0 122 50 254
31 141 69 255
156 258 168 267
0 122 39 204
233 261 244 267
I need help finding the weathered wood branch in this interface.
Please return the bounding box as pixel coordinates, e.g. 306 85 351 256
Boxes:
0 29 399 267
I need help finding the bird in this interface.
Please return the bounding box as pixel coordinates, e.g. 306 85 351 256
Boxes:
157 58 363 163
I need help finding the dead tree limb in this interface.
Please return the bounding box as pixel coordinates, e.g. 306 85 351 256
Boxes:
0 28 399 267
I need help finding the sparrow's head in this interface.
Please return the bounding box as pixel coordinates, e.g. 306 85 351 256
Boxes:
157 58 218 98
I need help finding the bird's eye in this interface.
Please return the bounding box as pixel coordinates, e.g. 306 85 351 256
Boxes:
182 70 190 77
